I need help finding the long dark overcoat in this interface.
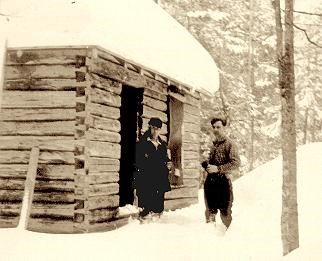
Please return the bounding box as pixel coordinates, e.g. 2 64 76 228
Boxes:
133 132 171 197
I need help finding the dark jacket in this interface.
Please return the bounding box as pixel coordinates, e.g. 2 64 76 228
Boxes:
134 131 171 194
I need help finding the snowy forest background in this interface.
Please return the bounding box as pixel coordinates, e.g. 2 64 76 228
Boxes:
159 0 322 175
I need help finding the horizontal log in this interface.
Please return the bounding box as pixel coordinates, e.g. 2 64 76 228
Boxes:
183 113 201 124
89 183 119 197
143 96 167 112
87 128 121 143
87 172 119 185
88 102 120 120
182 169 201 179
2 91 76 108
90 73 122 95
0 121 75 136
184 122 200 134
89 163 120 173
31 203 74 217
164 197 198 211
88 195 119 210
0 216 19 228
0 202 21 211
5 64 76 80
88 141 121 159
144 88 167 101
89 208 115 223
87 217 129 233
90 87 121 108
183 104 200 116
185 93 200 106
0 164 28 178
88 157 119 166
169 92 185 103
27 218 74 233
182 151 200 161
0 178 24 190
182 132 200 143
37 164 74 180
39 151 75 165
165 187 199 200
0 136 74 151
0 209 20 217
0 151 74 164
182 142 200 152
142 105 168 123
6 48 87 65
33 191 75 203
183 178 200 188
89 56 167 93
0 108 75 121
182 160 200 170
34 180 74 192
5 78 86 91
0 190 24 201
89 115 121 132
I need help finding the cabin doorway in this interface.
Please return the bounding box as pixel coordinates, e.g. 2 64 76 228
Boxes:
119 85 143 207
168 96 184 186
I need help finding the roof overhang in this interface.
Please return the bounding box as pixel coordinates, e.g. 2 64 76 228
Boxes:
1 0 219 94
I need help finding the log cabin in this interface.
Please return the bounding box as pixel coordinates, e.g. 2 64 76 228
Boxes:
0 0 219 233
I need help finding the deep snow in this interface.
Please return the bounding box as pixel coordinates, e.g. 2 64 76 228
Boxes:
1 142 321 261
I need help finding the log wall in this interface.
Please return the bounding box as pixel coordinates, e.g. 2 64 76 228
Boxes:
0 48 88 232
0 46 201 232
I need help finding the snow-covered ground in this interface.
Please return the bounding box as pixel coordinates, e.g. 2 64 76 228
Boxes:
1 142 321 260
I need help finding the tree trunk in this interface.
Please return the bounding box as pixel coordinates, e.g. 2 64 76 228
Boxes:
273 0 299 255
248 0 255 171
218 44 230 121
303 107 308 144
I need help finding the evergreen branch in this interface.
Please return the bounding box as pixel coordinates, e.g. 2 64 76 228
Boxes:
293 23 322 49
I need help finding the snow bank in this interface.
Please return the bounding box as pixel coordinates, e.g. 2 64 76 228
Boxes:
0 0 219 93
1 140 321 261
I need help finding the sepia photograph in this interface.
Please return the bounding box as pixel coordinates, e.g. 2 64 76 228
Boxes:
0 0 321 260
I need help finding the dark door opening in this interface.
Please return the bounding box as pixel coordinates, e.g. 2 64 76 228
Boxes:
119 85 143 207
168 95 184 186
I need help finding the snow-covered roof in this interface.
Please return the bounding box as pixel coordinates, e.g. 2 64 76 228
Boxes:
1 0 219 93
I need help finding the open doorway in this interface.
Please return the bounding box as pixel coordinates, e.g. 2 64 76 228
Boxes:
168 95 184 186
119 85 143 207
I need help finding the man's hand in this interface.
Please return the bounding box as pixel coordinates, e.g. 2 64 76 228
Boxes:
206 164 219 173
166 161 172 170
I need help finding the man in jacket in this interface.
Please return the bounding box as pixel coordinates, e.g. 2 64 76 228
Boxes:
134 117 171 221
202 117 240 229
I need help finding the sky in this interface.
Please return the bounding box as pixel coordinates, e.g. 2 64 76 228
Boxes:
1 142 321 261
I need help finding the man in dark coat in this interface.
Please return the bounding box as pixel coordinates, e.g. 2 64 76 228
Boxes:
202 117 240 229
134 117 171 220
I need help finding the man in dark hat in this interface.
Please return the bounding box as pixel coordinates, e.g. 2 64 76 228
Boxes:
202 116 240 230
133 117 171 222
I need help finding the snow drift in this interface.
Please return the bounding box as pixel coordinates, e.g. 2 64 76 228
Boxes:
1 143 322 260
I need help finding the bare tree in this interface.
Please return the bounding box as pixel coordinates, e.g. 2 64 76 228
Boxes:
272 0 299 255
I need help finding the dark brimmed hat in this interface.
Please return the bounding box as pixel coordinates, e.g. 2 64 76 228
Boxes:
211 116 227 126
148 117 162 128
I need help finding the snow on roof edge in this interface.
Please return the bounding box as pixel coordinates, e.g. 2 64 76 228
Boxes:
2 0 220 94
